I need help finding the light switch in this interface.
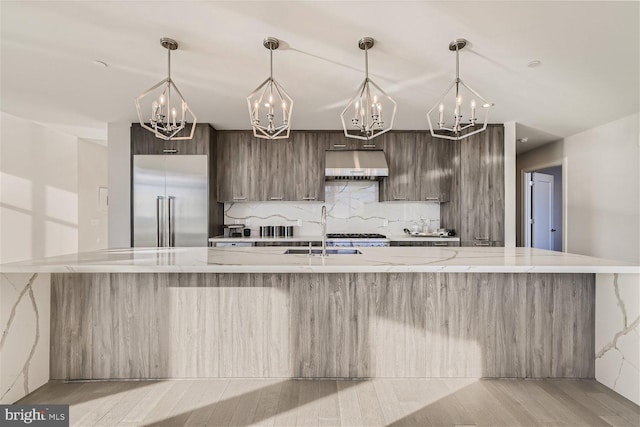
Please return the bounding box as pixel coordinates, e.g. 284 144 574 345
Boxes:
297 219 303 227
383 219 389 227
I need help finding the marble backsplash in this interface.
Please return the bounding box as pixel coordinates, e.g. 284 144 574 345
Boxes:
224 181 440 236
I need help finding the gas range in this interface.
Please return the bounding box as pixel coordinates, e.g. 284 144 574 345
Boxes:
326 233 390 247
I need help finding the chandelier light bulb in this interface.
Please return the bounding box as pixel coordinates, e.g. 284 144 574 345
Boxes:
135 37 197 140
341 37 397 141
427 38 492 141
246 37 293 140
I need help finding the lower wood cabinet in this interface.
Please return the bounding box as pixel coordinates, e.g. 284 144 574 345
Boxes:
390 240 460 247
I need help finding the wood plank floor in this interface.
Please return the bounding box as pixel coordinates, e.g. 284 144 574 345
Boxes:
18 379 639 427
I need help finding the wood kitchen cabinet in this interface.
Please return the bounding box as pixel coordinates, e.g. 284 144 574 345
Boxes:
326 132 384 150
416 135 453 202
379 132 419 201
131 123 210 155
380 132 453 202
458 125 505 246
217 131 326 202
216 132 261 202
291 132 326 201
258 138 293 201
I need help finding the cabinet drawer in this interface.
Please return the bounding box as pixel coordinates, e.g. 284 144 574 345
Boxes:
430 241 459 247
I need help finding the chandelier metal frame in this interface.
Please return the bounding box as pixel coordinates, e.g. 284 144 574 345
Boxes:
341 37 397 141
135 37 197 141
427 38 492 141
246 37 293 140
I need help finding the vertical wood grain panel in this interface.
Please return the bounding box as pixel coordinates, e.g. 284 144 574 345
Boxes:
380 133 419 201
489 125 505 243
551 273 595 377
263 273 291 377
526 273 554 377
374 273 426 377
50 272 595 380
348 273 376 378
439 140 460 231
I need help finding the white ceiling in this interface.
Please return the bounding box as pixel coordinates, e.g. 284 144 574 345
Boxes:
1 1 638 144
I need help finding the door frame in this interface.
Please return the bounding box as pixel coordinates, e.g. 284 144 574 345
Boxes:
526 171 555 250
520 158 568 252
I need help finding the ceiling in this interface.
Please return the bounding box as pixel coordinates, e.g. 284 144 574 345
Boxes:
1 1 638 145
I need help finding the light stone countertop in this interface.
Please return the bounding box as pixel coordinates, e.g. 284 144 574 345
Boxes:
1 247 637 274
209 235 460 243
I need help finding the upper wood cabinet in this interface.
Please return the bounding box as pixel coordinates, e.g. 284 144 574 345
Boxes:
131 123 211 155
416 135 453 203
379 132 453 202
379 132 419 201
458 125 505 246
216 132 261 202
216 131 326 202
291 132 327 202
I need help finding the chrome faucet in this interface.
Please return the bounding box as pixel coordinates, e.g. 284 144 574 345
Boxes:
321 205 327 256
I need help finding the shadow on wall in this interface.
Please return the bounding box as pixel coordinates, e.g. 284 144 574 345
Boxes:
0 113 80 264
0 174 78 263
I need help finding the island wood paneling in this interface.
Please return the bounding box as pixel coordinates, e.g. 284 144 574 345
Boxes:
50 272 594 380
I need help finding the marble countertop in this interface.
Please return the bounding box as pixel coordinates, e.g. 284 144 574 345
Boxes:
210 235 323 243
209 235 460 243
385 235 461 242
1 247 638 274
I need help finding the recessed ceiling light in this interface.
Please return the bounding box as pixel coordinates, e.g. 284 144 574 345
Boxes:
93 60 108 68
527 60 541 68
517 137 529 143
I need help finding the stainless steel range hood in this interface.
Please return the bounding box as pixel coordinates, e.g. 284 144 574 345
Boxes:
325 150 389 180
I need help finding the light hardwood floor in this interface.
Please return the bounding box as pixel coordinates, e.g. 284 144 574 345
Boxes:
18 379 639 426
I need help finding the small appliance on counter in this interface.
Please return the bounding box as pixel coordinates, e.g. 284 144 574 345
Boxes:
224 224 246 238
260 225 295 238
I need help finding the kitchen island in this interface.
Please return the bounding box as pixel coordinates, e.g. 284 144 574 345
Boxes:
1 247 638 405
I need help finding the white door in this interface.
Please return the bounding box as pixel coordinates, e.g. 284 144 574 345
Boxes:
532 172 555 250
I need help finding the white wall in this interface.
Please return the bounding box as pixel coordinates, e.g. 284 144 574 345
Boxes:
517 113 639 263
0 113 78 263
78 139 108 252
107 123 130 248
504 121 517 247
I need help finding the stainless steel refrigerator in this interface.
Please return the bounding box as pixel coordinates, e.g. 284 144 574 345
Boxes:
133 155 208 247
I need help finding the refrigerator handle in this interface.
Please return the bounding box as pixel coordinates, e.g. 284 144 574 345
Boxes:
168 196 175 247
156 196 164 247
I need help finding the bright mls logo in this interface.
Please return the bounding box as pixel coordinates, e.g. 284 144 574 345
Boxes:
1 405 68 426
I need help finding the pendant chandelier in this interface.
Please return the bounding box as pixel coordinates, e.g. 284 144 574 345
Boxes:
135 37 197 140
341 37 397 141
247 37 293 140
427 38 492 141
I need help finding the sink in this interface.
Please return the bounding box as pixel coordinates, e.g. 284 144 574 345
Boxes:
283 249 362 255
